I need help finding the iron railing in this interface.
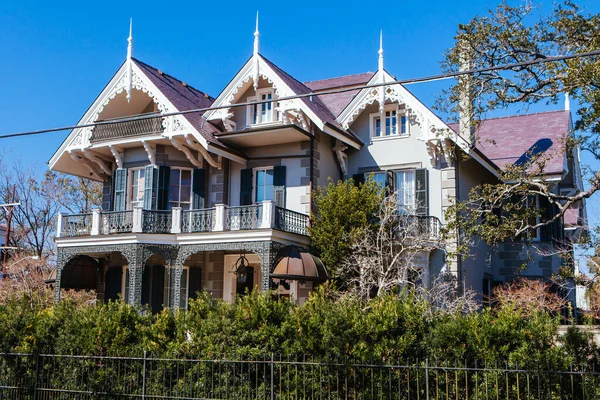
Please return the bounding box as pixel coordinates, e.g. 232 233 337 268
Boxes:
60 213 92 237
142 210 172 234
0 353 599 399
101 210 134 234
398 215 443 240
90 116 164 142
225 205 262 230
274 206 309 236
182 209 215 233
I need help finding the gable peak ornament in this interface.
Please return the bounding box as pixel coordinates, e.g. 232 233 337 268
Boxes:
126 18 134 103
253 11 260 91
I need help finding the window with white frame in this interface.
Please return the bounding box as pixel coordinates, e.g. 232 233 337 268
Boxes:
247 89 279 125
128 168 145 209
370 107 407 138
169 168 192 210
255 167 274 203
396 170 416 214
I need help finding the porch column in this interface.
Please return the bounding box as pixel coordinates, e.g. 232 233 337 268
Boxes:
53 247 66 303
169 265 184 310
127 246 144 306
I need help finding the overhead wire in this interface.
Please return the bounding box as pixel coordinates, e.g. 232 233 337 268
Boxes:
0 49 599 140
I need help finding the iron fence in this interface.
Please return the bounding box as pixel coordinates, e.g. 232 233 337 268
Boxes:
101 210 134 234
142 210 172 234
0 353 598 399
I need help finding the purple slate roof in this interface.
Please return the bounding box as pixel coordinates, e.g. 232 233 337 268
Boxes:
447 110 571 175
133 58 224 147
304 73 374 117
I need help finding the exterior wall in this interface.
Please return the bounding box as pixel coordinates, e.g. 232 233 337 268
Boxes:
346 102 443 222
182 252 224 299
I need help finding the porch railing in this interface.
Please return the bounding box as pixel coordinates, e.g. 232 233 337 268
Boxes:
90 116 164 143
398 215 443 241
60 213 92 237
57 201 310 238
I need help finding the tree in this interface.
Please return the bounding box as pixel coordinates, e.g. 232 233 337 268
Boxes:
309 178 383 281
438 1 599 247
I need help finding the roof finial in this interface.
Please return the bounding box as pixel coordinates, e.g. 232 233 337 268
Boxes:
253 11 260 56
378 30 384 71
565 92 570 111
126 18 133 103
253 12 260 91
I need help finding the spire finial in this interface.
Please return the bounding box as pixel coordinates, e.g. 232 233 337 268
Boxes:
565 92 570 111
378 30 384 71
126 18 133 103
253 11 260 56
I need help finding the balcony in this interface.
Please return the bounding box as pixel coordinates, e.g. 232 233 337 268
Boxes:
397 215 443 241
90 116 164 143
56 201 309 238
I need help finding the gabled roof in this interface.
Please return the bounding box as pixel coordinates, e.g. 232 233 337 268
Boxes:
304 73 374 117
447 110 571 176
133 59 223 146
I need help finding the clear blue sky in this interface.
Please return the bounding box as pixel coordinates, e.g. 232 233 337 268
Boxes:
0 0 598 219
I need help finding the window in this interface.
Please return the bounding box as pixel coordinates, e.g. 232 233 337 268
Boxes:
526 195 541 241
169 168 192 210
365 171 387 192
163 266 189 309
396 170 416 214
247 89 279 125
371 107 407 138
128 168 145 209
255 168 274 202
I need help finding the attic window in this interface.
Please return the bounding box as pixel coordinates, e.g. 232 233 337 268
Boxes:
247 89 280 125
370 105 407 138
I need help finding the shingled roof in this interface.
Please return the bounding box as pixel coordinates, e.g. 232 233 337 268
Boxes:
133 58 224 146
304 73 374 117
447 110 571 175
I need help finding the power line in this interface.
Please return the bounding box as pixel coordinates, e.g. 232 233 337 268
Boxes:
1 49 599 140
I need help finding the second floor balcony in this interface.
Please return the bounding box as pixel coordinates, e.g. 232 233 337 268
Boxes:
90 116 164 143
56 201 310 238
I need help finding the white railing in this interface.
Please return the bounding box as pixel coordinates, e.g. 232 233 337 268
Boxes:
56 201 310 238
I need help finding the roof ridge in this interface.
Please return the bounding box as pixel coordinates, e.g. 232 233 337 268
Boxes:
479 109 568 122
132 57 215 100
260 54 316 94
304 72 375 85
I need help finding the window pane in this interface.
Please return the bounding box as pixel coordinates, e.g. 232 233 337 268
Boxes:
401 115 407 134
367 172 386 190
396 170 416 213
181 185 191 202
265 169 274 185
375 118 381 137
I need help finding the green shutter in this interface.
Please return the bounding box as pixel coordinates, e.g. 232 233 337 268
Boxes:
273 166 286 208
192 169 206 209
240 168 253 206
386 170 395 195
415 168 429 216
352 173 365 187
143 165 157 210
114 168 127 212
157 166 171 210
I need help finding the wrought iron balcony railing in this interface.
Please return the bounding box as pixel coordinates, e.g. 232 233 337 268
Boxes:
397 215 443 241
90 117 164 143
57 202 310 238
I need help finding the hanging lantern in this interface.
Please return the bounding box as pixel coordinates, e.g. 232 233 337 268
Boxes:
234 251 251 285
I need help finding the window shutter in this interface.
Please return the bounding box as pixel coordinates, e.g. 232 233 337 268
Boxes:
105 267 123 301
352 173 365 187
188 267 203 301
102 174 113 211
157 166 171 210
386 170 395 195
113 168 127 212
415 168 429 216
192 169 206 209
539 196 552 241
240 168 253 206
273 166 286 208
143 165 157 210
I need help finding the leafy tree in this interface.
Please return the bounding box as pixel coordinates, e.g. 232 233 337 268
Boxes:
437 1 599 250
309 178 382 281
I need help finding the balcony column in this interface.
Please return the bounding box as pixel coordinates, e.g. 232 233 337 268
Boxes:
214 204 226 231
171 207 182 234
56 213 63 238
132 207 143 233
91 209 101 235
260 200 275 229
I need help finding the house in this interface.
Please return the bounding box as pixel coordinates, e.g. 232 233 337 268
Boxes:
49 22 586 310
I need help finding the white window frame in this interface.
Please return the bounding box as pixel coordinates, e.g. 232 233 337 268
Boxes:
395 169 416 215
253 166 275 204
246 88 280 126
127 167 146 210
369 105 408 139
169 167 193 210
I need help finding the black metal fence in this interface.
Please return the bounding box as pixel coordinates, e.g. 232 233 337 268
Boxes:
0 353 598 399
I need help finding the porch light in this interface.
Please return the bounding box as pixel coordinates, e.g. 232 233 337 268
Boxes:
234 251 252 285
270 246 328 283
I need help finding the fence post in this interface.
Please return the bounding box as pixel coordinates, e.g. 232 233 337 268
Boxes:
142 351 147 399
33 354 40 400
425 358 430 400
270 353 274 400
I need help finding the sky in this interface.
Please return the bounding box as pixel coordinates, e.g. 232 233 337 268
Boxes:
0 0 599 254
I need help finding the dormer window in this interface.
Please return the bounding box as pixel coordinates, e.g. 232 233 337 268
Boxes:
247 89 279 125
370 106 407 138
